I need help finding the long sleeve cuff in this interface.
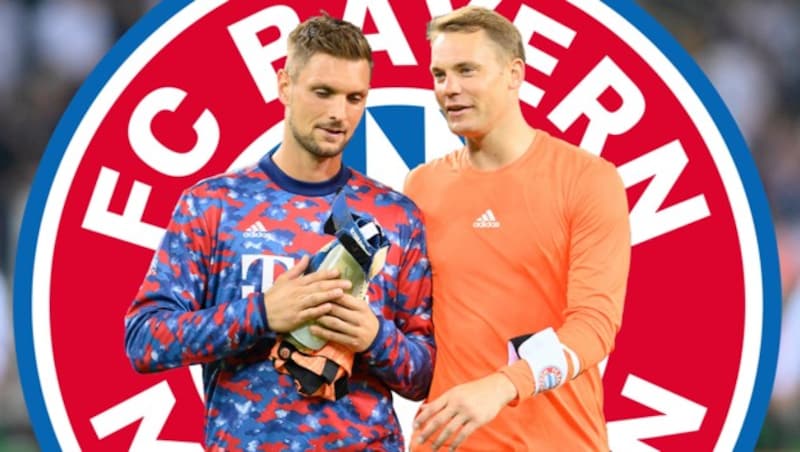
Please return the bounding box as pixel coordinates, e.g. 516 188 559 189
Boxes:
498 360 535 406
361 317 394 365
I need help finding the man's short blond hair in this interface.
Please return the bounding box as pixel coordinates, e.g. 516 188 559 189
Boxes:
427 6 525 63
286 12 373 79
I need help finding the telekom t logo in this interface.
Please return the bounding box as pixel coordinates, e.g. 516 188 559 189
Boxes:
241 254 294 297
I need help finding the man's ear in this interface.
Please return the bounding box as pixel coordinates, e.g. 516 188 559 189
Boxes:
278 68 291 105
508 58 525 90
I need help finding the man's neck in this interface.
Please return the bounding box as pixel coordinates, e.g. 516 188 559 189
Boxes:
272 142 343 182
465 114 536 171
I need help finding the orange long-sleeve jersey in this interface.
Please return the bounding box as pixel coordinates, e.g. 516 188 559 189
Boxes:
404 130 631 450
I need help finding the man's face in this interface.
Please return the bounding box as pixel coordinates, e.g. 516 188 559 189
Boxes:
281 53 370 158
429 30 513 138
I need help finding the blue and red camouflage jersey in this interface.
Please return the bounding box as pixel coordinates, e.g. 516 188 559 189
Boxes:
124 151 434 451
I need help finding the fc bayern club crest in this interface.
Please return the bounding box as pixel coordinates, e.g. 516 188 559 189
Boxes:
14 0 780 450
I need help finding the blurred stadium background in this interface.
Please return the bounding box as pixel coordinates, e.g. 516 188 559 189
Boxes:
0 1 797 450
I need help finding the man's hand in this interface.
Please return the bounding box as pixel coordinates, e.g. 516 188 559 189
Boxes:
308 293 379 352
263 255 352 333
413 373 518 451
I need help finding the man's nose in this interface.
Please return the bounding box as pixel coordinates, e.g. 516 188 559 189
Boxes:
442 75 461 95
327 95 347 120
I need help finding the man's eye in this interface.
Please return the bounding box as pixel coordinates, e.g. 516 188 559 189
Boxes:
315 90 331 98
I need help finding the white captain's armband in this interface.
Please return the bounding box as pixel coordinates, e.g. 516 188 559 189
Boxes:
507 327 568 394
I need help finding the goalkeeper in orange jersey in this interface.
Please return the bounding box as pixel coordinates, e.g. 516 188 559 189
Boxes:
404 6 631 451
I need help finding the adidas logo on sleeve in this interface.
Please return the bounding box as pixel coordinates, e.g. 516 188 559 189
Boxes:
473 209 501 229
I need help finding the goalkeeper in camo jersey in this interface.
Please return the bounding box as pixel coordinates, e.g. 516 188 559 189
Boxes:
124 13 434 451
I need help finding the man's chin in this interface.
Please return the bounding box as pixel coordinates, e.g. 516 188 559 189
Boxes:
308 144 346 159
447 123 477 137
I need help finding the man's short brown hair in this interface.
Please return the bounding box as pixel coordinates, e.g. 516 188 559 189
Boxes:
286 12 373 78
427 6 525 63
